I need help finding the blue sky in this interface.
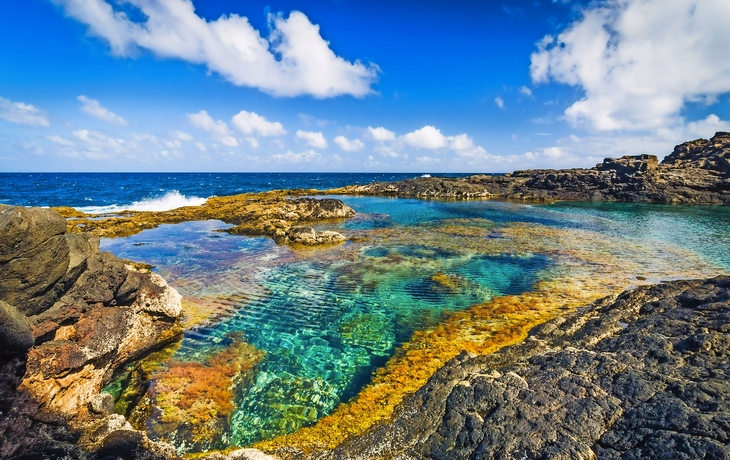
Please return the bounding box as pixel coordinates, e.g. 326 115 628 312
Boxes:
1 0 729 172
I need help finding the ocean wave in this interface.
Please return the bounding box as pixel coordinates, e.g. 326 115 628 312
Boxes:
77 191 208 214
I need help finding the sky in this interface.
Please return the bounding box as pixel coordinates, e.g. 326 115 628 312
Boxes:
1 0 729 173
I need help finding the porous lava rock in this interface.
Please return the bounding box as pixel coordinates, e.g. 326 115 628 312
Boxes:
320 276 730 460
333 132 730 205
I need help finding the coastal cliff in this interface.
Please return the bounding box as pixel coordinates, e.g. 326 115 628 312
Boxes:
317 276 730 460
332 132 730 204
0 205 183 459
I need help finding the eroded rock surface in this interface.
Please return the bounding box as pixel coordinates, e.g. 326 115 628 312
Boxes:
320 276 730 460
334 132 730 204
0 205 183 459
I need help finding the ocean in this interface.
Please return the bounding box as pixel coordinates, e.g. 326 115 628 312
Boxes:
0 172 470 211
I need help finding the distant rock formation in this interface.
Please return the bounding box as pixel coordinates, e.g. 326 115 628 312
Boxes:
333 132 730 205
321 276 730 460
0 205 183 458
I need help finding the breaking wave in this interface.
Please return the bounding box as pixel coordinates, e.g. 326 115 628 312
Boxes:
77 190 207 214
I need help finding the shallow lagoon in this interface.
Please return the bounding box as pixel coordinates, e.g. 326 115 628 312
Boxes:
100 197 730 453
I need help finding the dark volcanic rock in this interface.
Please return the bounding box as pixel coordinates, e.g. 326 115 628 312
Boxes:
335 132 730 205
323 276 730 460
0 300 34 357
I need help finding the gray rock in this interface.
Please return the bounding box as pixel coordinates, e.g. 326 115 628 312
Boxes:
0 300 34 356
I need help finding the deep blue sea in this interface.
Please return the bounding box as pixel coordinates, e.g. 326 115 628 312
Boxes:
0 172 471 210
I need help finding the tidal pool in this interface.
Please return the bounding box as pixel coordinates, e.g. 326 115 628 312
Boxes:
100 197 730 454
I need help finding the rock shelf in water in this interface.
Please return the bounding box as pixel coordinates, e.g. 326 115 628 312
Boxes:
58 192 355 246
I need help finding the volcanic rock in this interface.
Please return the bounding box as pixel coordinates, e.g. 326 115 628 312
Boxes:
322 276 730 460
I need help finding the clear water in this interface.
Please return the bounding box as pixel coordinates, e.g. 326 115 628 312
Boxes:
99 196 730 452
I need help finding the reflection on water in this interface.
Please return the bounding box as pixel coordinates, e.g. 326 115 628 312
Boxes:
101 197 730 453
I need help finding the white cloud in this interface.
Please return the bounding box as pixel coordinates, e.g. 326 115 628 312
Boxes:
519 86 532 97
334 135 364 152
53 1 378 98
165 139 181 148
245 137 260 148
47 135 74 146
188 110 239 147
375 144 399 158
494 97 505 109
296 130 327 148
448 133 490 160
22 142 43 155
172 130 193 141
686 114 730 139
132 133 159 144
367 126 396 141
0 96 49 127
272 149 323 163
195 141 207 152
72 129 126 158
231 111 286 137
77 95 127 125
531 0 730 131
401 126 447 149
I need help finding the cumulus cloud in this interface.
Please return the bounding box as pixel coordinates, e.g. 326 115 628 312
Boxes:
296 130 327 148
334 135 364 152
401 126 447 149
78 95 127 125
448 133 489 160
367 126 396 142
232 111 286 137
531 0 730 131
47 135 74 146
72 129 126 158
0 96 49 127
494 97 505 109
172 130 193 141
272 149 323 163
188 110 239 147
53 1 378 98
519 86 532 97
686 114 730 139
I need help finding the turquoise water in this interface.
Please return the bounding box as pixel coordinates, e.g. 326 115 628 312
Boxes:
101 196 730 452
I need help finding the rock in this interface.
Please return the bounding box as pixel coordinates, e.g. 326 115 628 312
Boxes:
63 192 356 246
332 132 730 205
0 205 70 315
88 393 115 415
285 226 347 246
0 206 183 459
323 276 730 459
0 300 34 357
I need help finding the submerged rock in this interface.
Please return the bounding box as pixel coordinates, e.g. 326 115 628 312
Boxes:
333 132 730 205
320 276 730 460
0 205 184 459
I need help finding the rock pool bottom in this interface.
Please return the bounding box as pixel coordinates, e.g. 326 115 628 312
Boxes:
100 197 730 454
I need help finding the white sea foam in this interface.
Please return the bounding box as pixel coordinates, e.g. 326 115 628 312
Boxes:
77 190 208 214
421 174 432 178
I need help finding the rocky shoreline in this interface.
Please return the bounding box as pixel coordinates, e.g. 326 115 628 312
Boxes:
1 134 729 459
331 132 730 205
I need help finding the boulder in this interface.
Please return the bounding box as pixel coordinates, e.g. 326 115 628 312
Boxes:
285 226 347 246
0 300 34 357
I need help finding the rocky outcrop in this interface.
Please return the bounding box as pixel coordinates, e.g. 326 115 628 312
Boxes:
0 205 183 459
61 193 354 246
333 132 730 204
319 276 730 460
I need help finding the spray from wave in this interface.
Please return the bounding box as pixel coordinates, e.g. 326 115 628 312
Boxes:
77 191 208 214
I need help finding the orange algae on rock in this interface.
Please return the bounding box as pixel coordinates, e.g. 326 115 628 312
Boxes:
129 332 265 450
